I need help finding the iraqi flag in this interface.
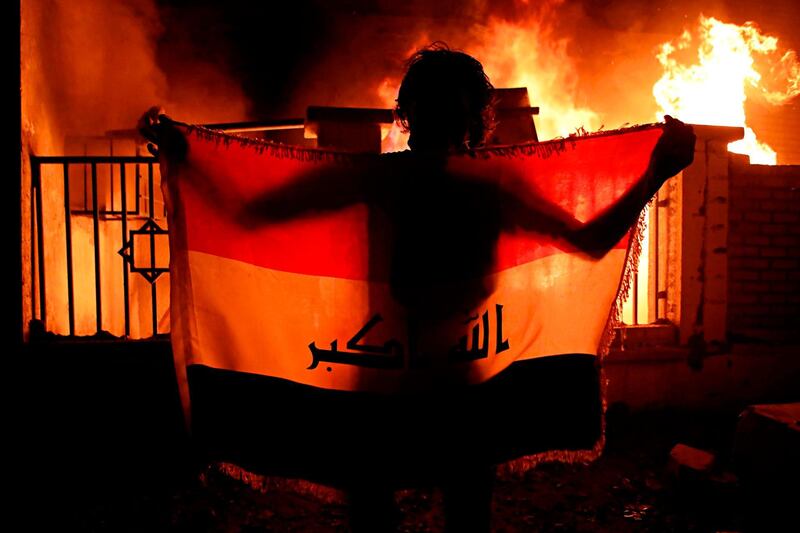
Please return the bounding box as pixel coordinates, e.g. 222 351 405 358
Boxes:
160 121 663 488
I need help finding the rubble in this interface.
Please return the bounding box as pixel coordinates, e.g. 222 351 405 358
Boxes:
667 443 716 477
733 403 800 481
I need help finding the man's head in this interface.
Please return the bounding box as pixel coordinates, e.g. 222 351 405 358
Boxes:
395 43 495 151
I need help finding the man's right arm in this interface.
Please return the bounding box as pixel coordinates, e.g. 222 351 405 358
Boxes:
502 117 695 257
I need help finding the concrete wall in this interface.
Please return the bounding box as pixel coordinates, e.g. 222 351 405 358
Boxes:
675 125 744 346
606 345 800 411
607 135 800 412
727 157 800 342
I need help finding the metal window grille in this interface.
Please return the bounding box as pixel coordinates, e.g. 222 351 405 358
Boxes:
30 154 168 338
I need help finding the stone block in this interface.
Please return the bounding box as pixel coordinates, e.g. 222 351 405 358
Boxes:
733 403 800 483
668 443 716 477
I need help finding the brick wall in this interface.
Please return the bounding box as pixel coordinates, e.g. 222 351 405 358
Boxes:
727 156 800 341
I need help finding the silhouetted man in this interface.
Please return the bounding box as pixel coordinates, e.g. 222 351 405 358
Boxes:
141 42 694 533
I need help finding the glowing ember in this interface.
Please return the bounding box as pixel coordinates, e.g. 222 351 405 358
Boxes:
654 15 800 165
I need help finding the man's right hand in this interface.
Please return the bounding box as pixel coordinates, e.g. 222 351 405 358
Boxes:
650 115 696 185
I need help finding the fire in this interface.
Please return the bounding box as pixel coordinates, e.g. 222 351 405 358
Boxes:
377 13 601 152
654 15 800 165
21 0 252 338
378 77 409 153
467 17 600 140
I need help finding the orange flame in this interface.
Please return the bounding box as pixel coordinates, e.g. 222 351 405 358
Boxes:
377 77 409 153
654 15 800 165
376 13 601 152
467 17 600 140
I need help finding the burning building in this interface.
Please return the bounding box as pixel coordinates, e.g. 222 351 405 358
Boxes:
17 0 800 530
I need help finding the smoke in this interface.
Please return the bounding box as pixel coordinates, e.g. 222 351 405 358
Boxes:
20 0 252 338
21 0 250 155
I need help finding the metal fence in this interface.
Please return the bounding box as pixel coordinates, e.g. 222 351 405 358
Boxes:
30 154 166 338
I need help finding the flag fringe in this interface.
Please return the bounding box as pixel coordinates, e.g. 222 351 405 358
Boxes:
496 202 649 476
178 121 363 164
213 462 346 503
172 119 662 162
604 204 650 359
476 122 662 159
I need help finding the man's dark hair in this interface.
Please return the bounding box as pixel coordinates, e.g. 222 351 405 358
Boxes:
395 43 496 150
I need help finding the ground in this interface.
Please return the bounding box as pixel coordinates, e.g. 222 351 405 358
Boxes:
57 407 790 532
